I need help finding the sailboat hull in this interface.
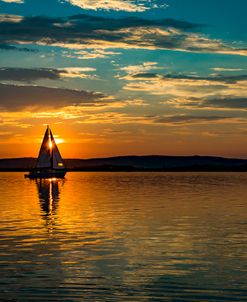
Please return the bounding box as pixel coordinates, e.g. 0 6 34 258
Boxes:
25 169 66 179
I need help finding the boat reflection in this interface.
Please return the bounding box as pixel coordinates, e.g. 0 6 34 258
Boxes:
36 178 64 232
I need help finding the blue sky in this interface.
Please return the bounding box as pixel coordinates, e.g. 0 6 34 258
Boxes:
0 0 247 158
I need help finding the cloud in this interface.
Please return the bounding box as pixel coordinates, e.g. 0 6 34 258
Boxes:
73 111 247 126
171 96 247 111
122 71 247 113
0 83 114 111
0 14 23 22
65 49 121 59
123 72 247 102
118 62 161 76
127 72 247 83
64 0 146 12
203 97 247 109
211 68 244 72
123 73 225 97
63 0 168 12
0 68 61 81
1 14 246 56
153 115 234 125
124 99 149 106
0 67 96 82
66 14 200 31
75 111 150 124
0 0 23 3
58 67 96 78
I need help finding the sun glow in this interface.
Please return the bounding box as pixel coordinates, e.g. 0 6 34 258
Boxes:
49 140 53 149
49 178 57 182
54 138 65 145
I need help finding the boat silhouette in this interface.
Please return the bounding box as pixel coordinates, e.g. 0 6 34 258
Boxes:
25 126 66 179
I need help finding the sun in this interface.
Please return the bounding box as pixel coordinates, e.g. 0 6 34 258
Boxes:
54 138 65 145
49 140 53 149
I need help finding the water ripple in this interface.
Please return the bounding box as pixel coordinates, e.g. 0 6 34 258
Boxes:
0 172 246 301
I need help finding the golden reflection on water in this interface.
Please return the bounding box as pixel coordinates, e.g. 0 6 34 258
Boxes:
36 178 63 233
0 172 247 301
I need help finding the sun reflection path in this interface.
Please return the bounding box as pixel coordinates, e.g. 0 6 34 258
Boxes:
36 178 63 233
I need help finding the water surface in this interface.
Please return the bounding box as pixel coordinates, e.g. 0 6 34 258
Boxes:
0 172 246 301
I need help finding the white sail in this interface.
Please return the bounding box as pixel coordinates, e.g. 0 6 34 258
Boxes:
50 130 65 170
36 128 52 169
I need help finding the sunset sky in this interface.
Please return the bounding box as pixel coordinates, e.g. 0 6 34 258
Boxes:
0 0 247 158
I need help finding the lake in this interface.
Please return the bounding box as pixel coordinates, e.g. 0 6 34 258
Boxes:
0 172 246 301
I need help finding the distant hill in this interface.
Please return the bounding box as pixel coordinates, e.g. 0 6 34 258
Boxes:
1 155 247 171
0 157 35 170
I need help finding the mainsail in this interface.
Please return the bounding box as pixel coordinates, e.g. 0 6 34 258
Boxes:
36 127 51 169
36 127 65 170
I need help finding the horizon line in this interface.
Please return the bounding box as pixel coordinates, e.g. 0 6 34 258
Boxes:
1 154 247 160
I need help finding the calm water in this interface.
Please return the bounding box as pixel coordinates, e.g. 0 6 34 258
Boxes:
0 172 246 301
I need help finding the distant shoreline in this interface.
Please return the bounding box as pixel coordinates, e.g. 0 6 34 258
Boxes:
1 155 247 172
1 168 247 172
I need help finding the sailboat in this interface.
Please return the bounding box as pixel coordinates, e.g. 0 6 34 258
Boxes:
25 126 66 179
